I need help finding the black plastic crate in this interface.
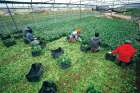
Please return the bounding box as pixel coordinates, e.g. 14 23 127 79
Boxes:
51 47 64 59
32 51 41 57
105 53 116 61
39 81 57 93
26 63 43 82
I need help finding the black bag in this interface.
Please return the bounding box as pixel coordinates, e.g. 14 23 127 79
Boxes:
26 63 43 82
51 47 64 59
105 53 116 61
39 81 57 93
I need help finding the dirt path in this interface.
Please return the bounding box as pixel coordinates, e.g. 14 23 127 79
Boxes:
103 12 131 20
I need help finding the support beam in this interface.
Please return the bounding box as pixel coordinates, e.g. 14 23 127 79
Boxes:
5 2 18 32
0 1 95 6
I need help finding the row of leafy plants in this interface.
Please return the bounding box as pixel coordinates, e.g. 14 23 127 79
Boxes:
0 13 139 52
80 17 139 47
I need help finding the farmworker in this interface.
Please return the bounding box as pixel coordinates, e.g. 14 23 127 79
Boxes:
23 27 32 38
90 32 101 52
25 27 34 43
68 28 81 42
110 40 137 67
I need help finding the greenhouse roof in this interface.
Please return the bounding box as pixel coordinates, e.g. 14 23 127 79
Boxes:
1 0 140 5
0 0 140 8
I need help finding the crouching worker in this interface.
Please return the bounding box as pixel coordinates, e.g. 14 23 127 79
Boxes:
31 38 42 57
110 40 137 67
90 33 101 52
67 28 81 42
23 27 34 44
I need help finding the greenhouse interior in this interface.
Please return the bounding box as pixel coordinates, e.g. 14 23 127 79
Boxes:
0 0 140 93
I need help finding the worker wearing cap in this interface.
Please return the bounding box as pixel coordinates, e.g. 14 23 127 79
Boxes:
90 32 101 52
68 28 81 42
111 40 137 66
23 27 34 43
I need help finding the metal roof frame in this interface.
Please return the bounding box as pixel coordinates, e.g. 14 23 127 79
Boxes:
0 1 96 6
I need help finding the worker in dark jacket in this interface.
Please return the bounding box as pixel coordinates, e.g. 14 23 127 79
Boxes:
111 40 137 66
24 27 33 43
26 31 33 42
90 33 101 52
